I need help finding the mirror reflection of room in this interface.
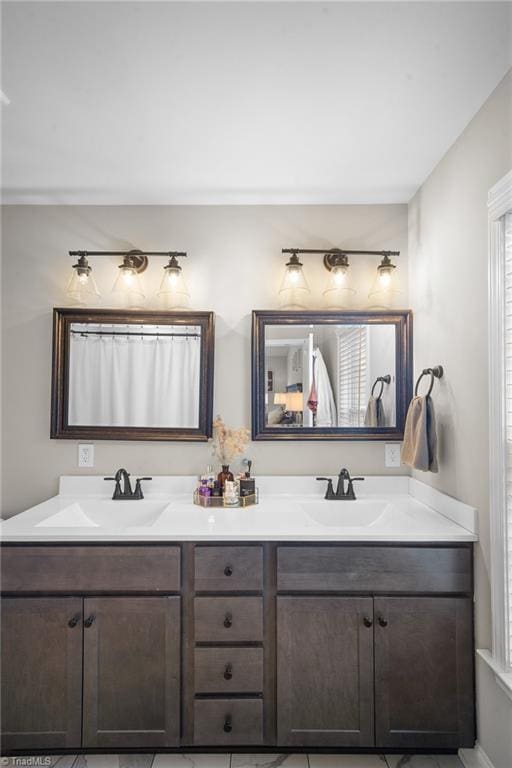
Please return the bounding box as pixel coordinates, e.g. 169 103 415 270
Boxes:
68 322 201 428
265 324 396 429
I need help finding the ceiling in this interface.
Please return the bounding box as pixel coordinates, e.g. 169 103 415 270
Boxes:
2 1 511 205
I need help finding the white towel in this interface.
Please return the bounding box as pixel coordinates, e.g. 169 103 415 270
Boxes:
313 348 337 427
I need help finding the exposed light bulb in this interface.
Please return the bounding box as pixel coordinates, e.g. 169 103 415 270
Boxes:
368 254 400 309
158 255 190 309
278 253 310 309
376 255 396 288
332 264 348 286
323 254 354 309
378 270 392 288
121 268 136 287
112 254 145 306
66 253 100 304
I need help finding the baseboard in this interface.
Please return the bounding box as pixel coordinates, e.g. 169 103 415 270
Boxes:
459 743 496 768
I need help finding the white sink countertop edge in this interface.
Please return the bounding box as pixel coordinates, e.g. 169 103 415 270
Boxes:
0 475 478 543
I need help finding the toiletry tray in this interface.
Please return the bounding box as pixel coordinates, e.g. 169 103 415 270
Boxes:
193 489 259 508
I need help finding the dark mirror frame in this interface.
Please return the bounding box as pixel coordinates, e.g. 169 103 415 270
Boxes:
252 309 413 441
51 307 215 441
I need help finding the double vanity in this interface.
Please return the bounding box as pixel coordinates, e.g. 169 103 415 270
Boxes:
1 475 477 755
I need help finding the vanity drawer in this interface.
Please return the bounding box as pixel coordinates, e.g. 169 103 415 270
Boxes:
194 597 263 642
1 546 181 593
195 647 264 694
194 545 263 591
277 545 472 594
194 698 263 745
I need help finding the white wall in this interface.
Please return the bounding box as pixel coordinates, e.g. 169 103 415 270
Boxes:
408 69 512 768
1 203 408 517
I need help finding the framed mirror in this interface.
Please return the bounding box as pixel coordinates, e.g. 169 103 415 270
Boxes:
252 310 412 440
51 308 214 441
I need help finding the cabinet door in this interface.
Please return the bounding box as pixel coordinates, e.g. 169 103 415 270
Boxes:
277 596 374 747
374 597 475 749
83 597 180 748
1 597 82 751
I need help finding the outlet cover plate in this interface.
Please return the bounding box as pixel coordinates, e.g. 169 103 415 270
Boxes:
385 443 401 468
78 444 94 468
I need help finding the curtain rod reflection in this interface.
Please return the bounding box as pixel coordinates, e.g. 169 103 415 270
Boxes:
71 330 200 338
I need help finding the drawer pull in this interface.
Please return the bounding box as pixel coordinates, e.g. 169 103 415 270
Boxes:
84 614 96 628
223 715 232 733
223 663 233 680
378 616 388 627
224 565 233 577
68 613 81 628
223 612 233 629
363 616 373 628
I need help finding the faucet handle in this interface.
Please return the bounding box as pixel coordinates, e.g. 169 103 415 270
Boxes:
104 477 115 481
136 477 153 481
316 477 335 500
351 477 365 482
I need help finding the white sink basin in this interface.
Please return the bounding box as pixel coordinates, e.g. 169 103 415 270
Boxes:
301 499 390 527
36 500 168 529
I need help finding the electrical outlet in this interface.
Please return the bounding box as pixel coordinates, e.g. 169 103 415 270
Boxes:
78 444 94 468
385 443 401 468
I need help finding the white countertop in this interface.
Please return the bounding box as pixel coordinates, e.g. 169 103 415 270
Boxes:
0 475 478 543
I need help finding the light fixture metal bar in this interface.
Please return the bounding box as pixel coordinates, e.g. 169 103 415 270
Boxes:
282 248 400 257
69 250 187 258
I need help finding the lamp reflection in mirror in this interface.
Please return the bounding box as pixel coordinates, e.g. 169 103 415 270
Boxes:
158 254 190 309
112 254 145 308
274 391 304 424
66 254 100 305
323 253 356 309
279 253 310 309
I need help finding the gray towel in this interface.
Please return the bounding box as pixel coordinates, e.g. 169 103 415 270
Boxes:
364 396 385 427
401 395 438 472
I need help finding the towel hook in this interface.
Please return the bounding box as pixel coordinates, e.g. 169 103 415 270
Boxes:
414 365 444 397
371 374 391 400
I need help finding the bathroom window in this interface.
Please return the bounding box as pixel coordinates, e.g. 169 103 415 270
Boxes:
504 211 512 667
337 326 368 427
489 169 512 680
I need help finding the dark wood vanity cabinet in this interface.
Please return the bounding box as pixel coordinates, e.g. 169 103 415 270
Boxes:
0 595 181 752
277 596 375 747
373 596 474 749
1 597 83 751
0 542 475 754
82 597 181 748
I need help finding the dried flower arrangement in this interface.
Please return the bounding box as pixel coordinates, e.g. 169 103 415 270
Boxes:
211 416 250 466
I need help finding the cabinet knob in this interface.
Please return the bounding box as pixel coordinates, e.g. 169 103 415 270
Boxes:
223 716 232 733
84 614 96 628
68 613 81 628
223 613 233 629
378 616 388 627
224 565 233 577
224 663 233 680
363 616 373 628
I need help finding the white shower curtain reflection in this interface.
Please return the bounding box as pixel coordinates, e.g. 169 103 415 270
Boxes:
68 325 201 428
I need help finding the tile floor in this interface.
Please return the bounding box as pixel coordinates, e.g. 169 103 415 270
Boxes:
0 754 465 768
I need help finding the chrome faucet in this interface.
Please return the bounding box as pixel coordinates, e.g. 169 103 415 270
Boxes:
104 469 152 500
316 468 365 500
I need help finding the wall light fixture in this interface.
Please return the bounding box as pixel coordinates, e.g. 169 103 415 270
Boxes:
279 252 311 309
281 247 400 309
158 254 190 309
66 249 188 308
